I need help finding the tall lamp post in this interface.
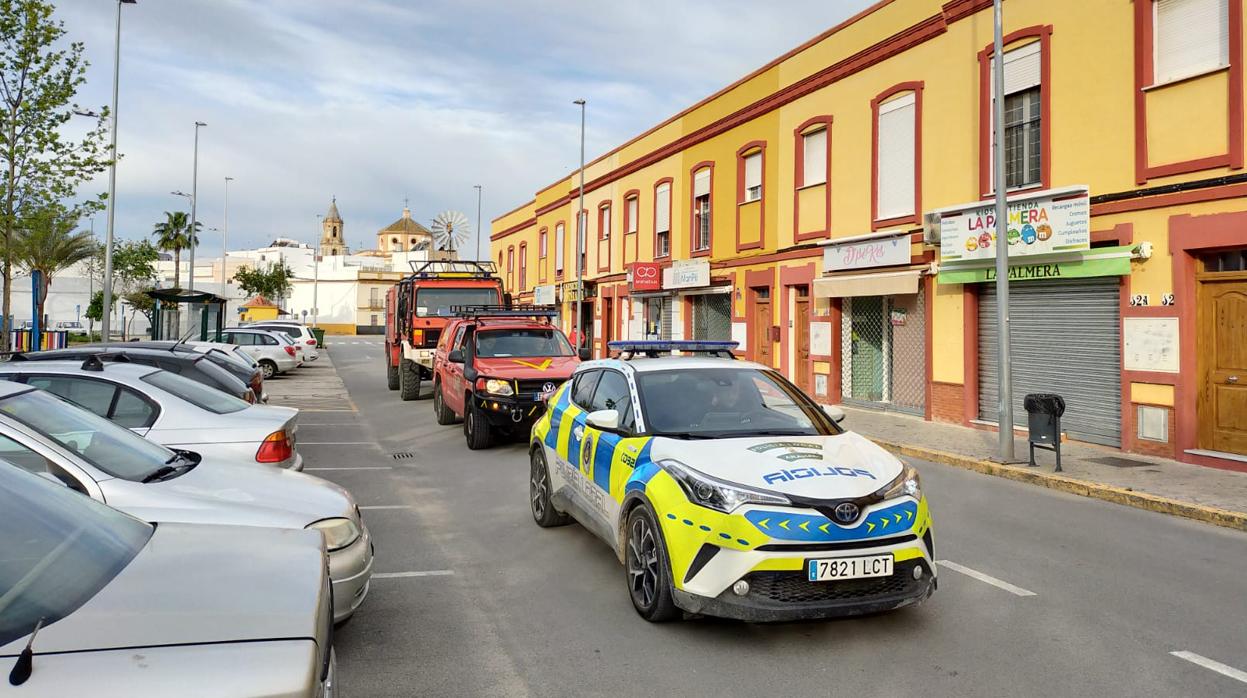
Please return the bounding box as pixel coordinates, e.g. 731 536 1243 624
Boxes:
573 99 586 351
473 184 482 261
187 121 206 295
991 0 1015 461
313 214 321 328
222 176 233 285
100 0 137 342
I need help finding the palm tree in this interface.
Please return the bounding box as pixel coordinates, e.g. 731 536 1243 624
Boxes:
13 211 97 335
151 211 201 288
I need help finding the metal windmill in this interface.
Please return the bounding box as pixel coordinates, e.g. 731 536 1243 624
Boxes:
430 210 471 252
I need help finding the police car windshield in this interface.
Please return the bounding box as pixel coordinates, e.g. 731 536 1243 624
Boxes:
475 329 573 358
636 368 838 438
415 288 499 317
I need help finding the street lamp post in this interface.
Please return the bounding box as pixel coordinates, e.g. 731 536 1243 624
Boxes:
573 99 585 352
223 176 233 285
313 214 321 328
473 184 482 261
188 121 206 295
991 0 1015 461
100 0 137 342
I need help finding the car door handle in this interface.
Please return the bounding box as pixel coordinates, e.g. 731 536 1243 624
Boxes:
573 426 584 440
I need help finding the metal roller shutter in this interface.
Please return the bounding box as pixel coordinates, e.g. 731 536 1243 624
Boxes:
979 278 1121 446
691 294 732 341
660 297 673 340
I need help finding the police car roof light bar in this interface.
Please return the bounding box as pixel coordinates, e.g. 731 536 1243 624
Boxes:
406 260 499 279
607 340 739 359
448 304 559 319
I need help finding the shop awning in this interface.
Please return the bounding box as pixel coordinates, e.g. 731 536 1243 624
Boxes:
814 269 922 298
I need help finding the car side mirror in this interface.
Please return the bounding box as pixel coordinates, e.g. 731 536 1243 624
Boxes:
448 349 464 364
822 404 846 424
586 409 620 431
578 347 591 361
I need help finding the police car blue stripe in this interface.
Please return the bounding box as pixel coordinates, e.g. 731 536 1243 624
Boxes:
624 440 657 493
592 432 622 490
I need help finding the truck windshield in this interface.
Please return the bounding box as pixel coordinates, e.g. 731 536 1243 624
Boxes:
475 329 573 358
415 288 499 317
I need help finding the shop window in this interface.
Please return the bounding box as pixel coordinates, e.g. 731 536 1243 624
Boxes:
1155 0 1229 84
655 181 672 258
690 294 732 341
692 168 711 252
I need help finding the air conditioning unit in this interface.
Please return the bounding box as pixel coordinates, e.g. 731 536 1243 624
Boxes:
922 212 942 246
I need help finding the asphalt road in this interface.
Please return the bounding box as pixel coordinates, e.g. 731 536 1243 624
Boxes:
291 339 1247 697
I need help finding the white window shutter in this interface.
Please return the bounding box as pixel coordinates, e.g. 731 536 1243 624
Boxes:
655 183 671 232
693 169 711 198
991 41 1041 96
627 197 638 233
876 93 916 220
802 128 827 186
744 152 762 193
1156 0 1229 83
602 206 611 238
555 223 565 271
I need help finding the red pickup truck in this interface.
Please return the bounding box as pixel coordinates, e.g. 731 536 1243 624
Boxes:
431 306 585 450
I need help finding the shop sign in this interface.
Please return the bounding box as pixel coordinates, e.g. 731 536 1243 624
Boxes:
937 186 1090 263
628 262 662 292
533 284 557 306
937 245 1133 284
663 258 710 289
824 234 910 271
562 280 595 301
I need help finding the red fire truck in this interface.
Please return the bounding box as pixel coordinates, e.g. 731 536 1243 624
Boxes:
384 261 505 400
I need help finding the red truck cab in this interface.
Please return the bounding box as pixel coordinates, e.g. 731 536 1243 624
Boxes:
385 261 504 401
431 306 585 449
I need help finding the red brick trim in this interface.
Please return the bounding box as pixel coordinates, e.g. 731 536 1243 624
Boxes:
535 195 571 217
1091 182 1247 216
871 81 924 230
977 26 1053 197
941 0 992 24
794 116 834 243
492 217 535 241
690 161 715 258
735 140 767 252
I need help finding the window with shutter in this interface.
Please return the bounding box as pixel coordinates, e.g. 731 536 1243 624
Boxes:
743 151 762 202
555 223 565 274
655 182 672 257
1156 0 1229 84
875 93 916 221
600 205 611 240
988 41 1043 191
693 169 712 251
626 196 638 234
802 128 827 186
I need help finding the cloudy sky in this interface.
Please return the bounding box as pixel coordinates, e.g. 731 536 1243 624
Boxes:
56 0 873 257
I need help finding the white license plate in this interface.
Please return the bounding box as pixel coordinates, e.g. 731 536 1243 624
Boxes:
807 554 894 582
539 388 556 402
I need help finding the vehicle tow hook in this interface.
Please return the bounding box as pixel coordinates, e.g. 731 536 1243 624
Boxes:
511 409 525 423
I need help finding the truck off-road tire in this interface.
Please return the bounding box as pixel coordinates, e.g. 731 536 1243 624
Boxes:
530 448 571 528
625 505 681 623
385 350 399 391
464 396 493 450
398 358 421 401
433 381 457 425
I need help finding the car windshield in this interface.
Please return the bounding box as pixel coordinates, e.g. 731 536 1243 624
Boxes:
415 287 500 317
635 367 839 438
0 463 152 648
142 370 249 414
475 328 573 358
0 389 180 481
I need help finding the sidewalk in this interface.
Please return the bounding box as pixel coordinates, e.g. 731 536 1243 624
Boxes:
841 406 1247 531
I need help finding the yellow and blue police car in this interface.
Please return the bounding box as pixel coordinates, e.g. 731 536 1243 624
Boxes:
528 340 936 622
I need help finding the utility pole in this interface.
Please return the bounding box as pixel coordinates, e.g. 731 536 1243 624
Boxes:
992 0 1015 461
474 184 482 261
313 214 321 328
573 99 586 351
101 0 137 342
188 121 206 295
223 176 233 285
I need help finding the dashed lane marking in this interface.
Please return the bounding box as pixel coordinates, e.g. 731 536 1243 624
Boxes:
373 570 455 579
1170 652 1247 685
935 560 1037 597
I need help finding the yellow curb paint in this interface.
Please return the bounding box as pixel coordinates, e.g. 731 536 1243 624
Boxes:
875 440 1247 533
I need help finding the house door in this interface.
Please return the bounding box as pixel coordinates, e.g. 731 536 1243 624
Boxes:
1198 276 1247 455
794 287 811 393
752 288 772 367
601 297 613 353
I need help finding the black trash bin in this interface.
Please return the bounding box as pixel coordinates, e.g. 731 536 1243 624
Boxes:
1024 393 1066 471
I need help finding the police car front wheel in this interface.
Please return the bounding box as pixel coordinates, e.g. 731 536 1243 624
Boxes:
625 506 680 622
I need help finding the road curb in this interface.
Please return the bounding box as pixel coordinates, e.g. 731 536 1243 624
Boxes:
875 440 1247 533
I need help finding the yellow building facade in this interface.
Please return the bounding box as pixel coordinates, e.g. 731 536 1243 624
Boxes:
492 0 1247 472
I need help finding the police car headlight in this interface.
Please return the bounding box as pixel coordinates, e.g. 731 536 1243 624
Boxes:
306 517 361 551
878 464 922 501
484 379 514 396
658 459 790 513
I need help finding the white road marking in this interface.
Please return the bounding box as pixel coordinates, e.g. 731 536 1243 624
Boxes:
304 466 392 471
1171 651 1247 685
935 560 1037 597
373 570 455 579
298 441 375 445
359 505 413 510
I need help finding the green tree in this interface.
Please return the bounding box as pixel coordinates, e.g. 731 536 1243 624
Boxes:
121 286 154 340
151 211 199 288
12 204 94 331
84 287 101 320
82 239 157 338
0 0 111 350
233 261 292 301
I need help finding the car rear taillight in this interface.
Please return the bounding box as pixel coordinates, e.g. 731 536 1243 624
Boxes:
306 338 316 345
284 345 296 356
412 329 424 345
256 430 294 463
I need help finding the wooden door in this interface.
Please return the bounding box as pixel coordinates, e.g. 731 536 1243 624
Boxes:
753 288 772 367
1198 278 1247 455
601 297 613 354
794 288 811 393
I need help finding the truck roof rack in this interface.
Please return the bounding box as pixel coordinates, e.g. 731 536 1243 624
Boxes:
448 304 559 319
406 260 499 279
607 340 739 359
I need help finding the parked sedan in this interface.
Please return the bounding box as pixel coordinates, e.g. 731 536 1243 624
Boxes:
0 382 373 622
247 320 321 361
108 339 268 403
219 327 300 378
0 358 304 471
12 345 255 402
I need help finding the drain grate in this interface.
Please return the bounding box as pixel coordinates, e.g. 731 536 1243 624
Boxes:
391 452 414 460
1087 456 1152 468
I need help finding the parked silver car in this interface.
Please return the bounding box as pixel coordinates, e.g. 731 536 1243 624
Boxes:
220 327 300 377
248 321 321 361
0 358 304 471
0 463 336 696
0 382 373 622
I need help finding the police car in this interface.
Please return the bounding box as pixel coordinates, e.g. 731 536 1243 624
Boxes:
529 341 935 622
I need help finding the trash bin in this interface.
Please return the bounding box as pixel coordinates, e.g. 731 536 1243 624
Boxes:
1023 393 1066 471
311 327 326 348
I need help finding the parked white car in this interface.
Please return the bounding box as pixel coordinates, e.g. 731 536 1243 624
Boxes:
54 320 88 336
219 327 299 378
248 321 320 361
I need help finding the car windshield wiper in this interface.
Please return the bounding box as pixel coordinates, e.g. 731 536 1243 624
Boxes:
653 431 717 440
141 465 178 483
740 429 818 436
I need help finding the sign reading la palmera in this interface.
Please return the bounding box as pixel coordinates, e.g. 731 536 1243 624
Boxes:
937 186 1090 263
